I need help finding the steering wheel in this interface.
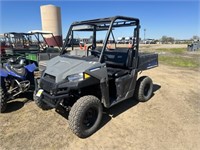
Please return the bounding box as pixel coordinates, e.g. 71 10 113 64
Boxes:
91 49 101 58
86 45 101 57
86 45 93 56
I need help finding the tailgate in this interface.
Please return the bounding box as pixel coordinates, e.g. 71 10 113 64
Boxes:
138 53 158 71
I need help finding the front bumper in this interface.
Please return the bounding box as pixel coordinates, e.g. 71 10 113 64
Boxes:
34 78 70 108
42 91 69 108
34 74 98 108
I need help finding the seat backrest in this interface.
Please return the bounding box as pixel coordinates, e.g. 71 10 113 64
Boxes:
105 49 129 69
126 49 135 69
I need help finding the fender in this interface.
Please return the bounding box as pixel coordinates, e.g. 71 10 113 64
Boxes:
0 68 8 77
3 63 25 79
24 63 37 72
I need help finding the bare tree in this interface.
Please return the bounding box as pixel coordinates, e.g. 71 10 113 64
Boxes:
161 36 174 44
192 35 199 41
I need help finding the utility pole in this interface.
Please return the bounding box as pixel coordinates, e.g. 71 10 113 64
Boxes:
144 29 146 44
144 28 146 40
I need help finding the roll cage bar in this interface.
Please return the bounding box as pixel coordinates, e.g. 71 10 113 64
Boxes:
3 31 61 51
61 16 140 63
28 30 61 51
3 32 34 47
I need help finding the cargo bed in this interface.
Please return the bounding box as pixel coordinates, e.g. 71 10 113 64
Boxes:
138 53 158 71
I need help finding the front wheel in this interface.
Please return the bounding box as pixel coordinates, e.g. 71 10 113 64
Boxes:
34 91 52 110
0 87 7 113
68 95 103 138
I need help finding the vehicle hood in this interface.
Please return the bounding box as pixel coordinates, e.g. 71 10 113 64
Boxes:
44 55 99 83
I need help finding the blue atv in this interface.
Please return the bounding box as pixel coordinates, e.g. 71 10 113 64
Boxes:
0 57 37 112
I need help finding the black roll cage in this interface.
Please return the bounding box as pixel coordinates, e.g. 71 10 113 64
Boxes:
4 31 61 51
4 32 33 47
29 31 61 51
61 16 140 65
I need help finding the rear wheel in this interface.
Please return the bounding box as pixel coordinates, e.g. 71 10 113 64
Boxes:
0 87 7 113
68 95 102 138
135 76 153 102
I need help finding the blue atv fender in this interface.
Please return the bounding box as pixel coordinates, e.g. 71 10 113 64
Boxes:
0 68 8 77
24 63 37 72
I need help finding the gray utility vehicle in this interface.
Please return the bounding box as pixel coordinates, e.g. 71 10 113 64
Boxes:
34 16 158 138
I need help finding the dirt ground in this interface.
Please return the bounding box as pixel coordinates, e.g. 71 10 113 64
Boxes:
0 64 200 149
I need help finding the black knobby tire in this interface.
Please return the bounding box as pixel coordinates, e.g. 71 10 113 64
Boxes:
68 95 103 138
0 87 7 113
33 91 52 110
135 76 153 102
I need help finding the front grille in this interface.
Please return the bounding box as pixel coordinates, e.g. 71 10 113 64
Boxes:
44 73 55 83
42 95 57 107
40 79 56 93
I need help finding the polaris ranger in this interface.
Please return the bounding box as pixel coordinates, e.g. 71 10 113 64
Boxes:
34 16 158 138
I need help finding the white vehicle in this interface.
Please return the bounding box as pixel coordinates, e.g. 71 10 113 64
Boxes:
117 37 125 44
125 36 133 44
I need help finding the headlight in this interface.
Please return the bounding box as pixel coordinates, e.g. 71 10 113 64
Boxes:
67 73 90 82
67 73 83 82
